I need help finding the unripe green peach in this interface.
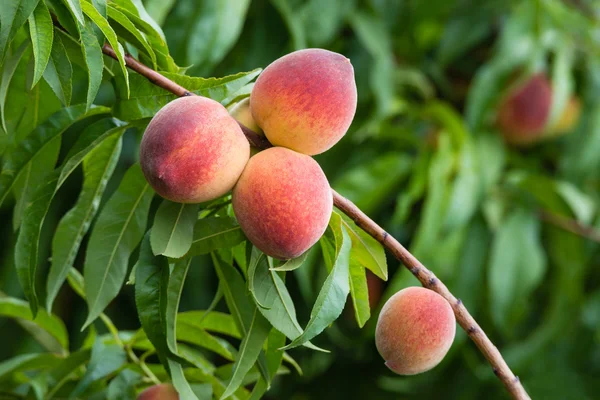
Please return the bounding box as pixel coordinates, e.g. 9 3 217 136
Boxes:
375 287 456 375
250 48 357 155
228 97 263 135
140 96 250 203
232 147 333 259
496 73 552 146
137 383 178 399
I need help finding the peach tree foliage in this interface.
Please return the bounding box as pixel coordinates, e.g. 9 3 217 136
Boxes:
0 0 385 398
0 0 600 400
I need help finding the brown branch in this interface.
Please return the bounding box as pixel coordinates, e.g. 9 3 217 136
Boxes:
540 209 600 243
99 43 530 400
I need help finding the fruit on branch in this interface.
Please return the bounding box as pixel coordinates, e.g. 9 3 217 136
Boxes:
496 73 552 146
140 96 250 203
496 73 580 146
375 287 456 375
232 147 333 259
228 97 263 135
250 48 357 155
137 383 179 399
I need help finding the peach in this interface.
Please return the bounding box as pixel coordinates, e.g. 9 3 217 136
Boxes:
228 97 263 135
232 147 333 259
375 287 456 375
250 48 357 155
138 383 178 399
546 96 581 138
140 96 250 203
496 73 552 146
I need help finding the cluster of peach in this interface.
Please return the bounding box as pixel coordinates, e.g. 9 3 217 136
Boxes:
140 49 356 260
137 49 457 399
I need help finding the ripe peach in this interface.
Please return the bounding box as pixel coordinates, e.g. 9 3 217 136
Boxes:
140 96 250 203
250 48 357 155
228 97 263 135
375 287 456 375
496 73 552 146
232 147 333 259
138 383 178 399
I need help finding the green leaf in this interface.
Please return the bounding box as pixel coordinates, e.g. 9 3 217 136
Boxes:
44 349 91 399
83 163 154 327
81 2 129 97
270 252 308 272
46 131 123 312
71 338 127 398
221 308 271 400
166 258 192 354
134 233 170 365
489 208 547 329
42 30 73 106
62 0 85 26
107 369 142 400
248 248 326 352
80 21 104 110
250 329 286 399
15 169 61 316
0 41 29 133
168 359 199 400
282 225 351 350
151 201 199 258
28 1 53 88
166 0 250 74
106 5 156 69
113 69 261 121
348 259 370 328
337 211 387 280
0 0 39 61
0 296 69 352
183 217 246 258
0 353 59 381
0 104 109 207
178 311 239 339
212 253 270 386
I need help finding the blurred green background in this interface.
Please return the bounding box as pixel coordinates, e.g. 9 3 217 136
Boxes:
2 0 600 399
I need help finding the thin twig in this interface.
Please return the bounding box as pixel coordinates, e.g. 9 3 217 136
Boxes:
97 43 531 400
539 209 600 243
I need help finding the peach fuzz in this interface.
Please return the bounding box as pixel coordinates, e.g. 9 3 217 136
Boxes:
375 287 456 375
496 73 552 146
137 383 178 399
140 96 250 203
232 147 333 259
250 48 357 155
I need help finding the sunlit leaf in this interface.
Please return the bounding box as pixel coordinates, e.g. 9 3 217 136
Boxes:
151 201 199 258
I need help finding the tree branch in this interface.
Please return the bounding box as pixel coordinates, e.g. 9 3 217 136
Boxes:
99 43 531 400
539 209 600 243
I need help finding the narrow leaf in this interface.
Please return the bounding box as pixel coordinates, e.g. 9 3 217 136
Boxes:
0 41 29 132
221 309 271 400
28 1 53 88
0 0 39 61
83 164 154 327
282 225 351 350
168 359 199 400
249 248 327 352
42 30 73 106
70 338 127 398
46 132 123 311
80 21 104 109
348 259 370 328
152 201 199 258
0 104 110 207
106 5 157 69
165 258 192 354
62 0 85 26
134 233 170 365
0 296 68 352
183 217 245 258
270 252 308 272
81 2 129 96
